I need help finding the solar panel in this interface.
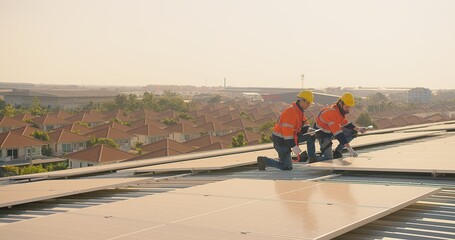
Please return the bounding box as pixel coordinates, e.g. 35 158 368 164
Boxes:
0 177 150 208
121 149 277 174
306 133 455 174
402 122 455 133
1 144 274 182
122 131 440 174
0 179 439 240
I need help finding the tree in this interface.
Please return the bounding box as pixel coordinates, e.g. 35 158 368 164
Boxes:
162 117 177 126
355 113 377 128
142 92 157 110
114 94 128 109
240 111 253 120
126 94 143 112
29 97 44 116
230 132 247 148
178 113 193 120
259 132 272 144
259 120 275 133
20 164 48 175
41 146 53 156
32 130 50 141
1 104 17 117
96 138 120 149
156 91 188 112
208 95 222 104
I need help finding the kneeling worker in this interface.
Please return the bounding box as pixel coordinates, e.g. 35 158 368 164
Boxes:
313 92 371 160
257 90 317 170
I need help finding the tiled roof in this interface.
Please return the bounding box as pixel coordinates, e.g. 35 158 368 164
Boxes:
84 110 107 120
90 121 132 132
375 118 395 129
31 114 70 126
48 129 90 143
219 129 261 143
49 111 74 119
217 113 238 123
126 148 186 161
254 116 275 126
130 109 159 119
102 112 134 123
141 139 194 153
53 123 93 135
197 122 236 132
130 118 167 129
64 144 135 163
164 123 205 134
223 118 258 129
0 131 47 148
127 125 170 136
12 113 36 122
205 109 223 118
85 127 136 140
183 135 226 148
11 125 40 137
0 116 30 128
189 141 230 153
193 115 221 125
156 110 179 119
66 113 105 124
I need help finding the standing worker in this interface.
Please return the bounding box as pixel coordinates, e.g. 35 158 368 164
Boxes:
313 92 370 160
257 90 317 171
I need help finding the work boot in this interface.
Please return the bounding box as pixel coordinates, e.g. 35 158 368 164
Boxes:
333 150 343 159
308 156 317 164
299 151 308 162
257 156 267 170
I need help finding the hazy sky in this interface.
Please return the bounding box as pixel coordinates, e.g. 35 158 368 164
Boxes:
1 0 454 89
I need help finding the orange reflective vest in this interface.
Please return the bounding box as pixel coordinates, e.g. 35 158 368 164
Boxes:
272 102 309 148
315 103 352 145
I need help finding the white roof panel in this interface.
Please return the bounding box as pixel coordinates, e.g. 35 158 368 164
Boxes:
306 133 455 174
0 179 439 240
0 177 149 208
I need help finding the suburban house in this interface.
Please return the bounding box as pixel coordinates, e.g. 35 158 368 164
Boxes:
53 122 93 135
11 125 40 138
0 116 29 133
189 141 230 153
90 121 132 133
2 89 119 109
48 129 90 156
0 131 47 162
12 113 36 122
218 129 261 145
65 113 105 128
65 144 135 168
130 118 167 129
84 127 137 152
184 135 227 148
164 123 205 142
196 121 236 136
31 114 70 132
127 125 170 145
141 139 194 154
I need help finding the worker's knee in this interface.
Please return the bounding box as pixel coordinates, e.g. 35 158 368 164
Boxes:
282 166 293 170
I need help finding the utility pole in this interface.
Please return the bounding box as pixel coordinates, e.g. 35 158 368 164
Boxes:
301 74 304 89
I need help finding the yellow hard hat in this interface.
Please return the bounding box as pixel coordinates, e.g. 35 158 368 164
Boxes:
340 92 355 106
297 90 314 103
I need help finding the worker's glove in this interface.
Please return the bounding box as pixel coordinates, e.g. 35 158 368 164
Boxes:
307 127 316 136
346 146 358 157
358 127 367 134
291 145 302 155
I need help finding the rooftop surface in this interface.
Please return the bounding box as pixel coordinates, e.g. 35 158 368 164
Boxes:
1 124 454 239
